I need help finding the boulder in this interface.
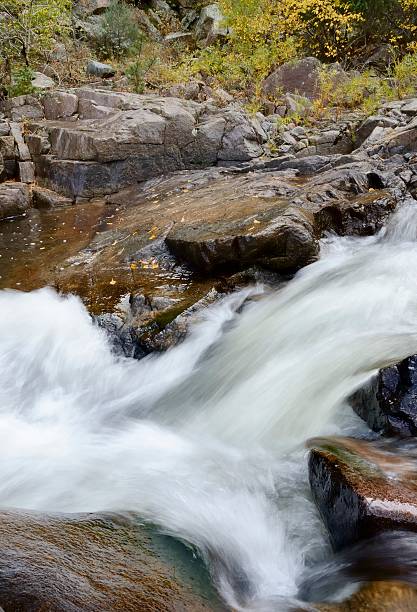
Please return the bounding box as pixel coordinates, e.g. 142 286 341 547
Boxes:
0 182 31 220
308 436 417 551
86 60 116 78
0 135 15 160
32 72 55 90
32 185 73 208
350 355 417 437
0 509 223 611
262 57 322 100
75 0 111 15
43 91 79 120
355 116 399 147
50 43 68 62
194 3 228 46
166 205 318 273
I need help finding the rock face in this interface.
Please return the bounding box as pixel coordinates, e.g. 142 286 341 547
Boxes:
262 57 322 100
0 509 223 611
308 436 417 551
0 183 31 220
28 89 267 198
350 355 417 437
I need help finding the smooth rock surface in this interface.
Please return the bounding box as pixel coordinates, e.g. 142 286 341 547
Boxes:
0 509 223 611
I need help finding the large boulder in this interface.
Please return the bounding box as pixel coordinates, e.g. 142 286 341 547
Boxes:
308 436 417 551
43 91 79 120
350 355 417 437
166 205 318 273
0 509 223 610
262 57 322 100
0 182 31 220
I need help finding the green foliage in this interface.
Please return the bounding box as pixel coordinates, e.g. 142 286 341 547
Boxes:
125 41 157 93
390 53 417 97
6 66 36 97
0 0 71 68
91 0 143 60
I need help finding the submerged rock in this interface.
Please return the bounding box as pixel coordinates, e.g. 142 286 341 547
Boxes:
308 436 417 551
317 581 417 612
0 509 224 611
350 355 417 437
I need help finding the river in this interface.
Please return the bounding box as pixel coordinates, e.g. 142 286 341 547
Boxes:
2 203 417 610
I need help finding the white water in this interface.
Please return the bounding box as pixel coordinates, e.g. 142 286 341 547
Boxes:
2 203 417 609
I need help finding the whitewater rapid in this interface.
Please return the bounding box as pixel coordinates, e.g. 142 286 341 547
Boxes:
2 203 417 609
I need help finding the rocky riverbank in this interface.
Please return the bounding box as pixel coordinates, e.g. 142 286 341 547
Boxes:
4 80 417 610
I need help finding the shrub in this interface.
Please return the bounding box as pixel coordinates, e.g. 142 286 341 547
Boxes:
7 66 36 97
126 40 157 93
91 0 143 59
0 0 71 71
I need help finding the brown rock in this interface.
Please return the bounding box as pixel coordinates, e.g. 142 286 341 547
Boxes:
18 161 35 183
0 182 31 220
308 436 417 551
318 581 417 612
262 57 322 100
32 185 73 208
0 509 223 611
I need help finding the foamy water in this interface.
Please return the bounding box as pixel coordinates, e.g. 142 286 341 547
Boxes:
2 203 417 609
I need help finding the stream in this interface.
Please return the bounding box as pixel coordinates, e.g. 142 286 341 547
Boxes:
2 202 417 610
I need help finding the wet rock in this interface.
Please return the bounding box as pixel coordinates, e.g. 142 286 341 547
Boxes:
318 581 417 612
32 186 73 209
166 206 318 274
350 355 417 437
86 60 116 78
0 509 223 611
0 182 31 220
262 57 322 100
308 436 417 551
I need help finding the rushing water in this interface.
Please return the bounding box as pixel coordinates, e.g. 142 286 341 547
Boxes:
2 202 417 609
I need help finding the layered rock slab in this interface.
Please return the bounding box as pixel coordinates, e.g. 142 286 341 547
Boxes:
27 90 267 198
308 436 417 551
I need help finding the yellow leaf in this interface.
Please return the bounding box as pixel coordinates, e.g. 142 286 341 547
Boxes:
109 278 117 285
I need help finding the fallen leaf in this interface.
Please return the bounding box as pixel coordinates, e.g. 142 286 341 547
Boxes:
109 278 117 285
